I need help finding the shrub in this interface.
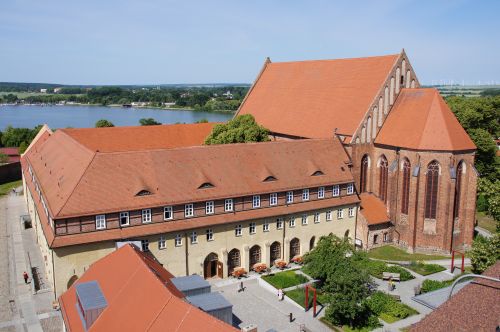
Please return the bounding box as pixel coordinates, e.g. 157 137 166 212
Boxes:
366 291 418 321
407 261 446 275
420 279 452 293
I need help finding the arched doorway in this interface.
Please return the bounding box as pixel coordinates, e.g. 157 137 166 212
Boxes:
227 249 241 276
249 245 261 270
67 275 78 289
270 241 281 265
204 253 221 279
360 155 369 193
309 236 316 251
290 238 300 260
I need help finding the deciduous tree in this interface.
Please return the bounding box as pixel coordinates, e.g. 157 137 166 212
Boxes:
204 114 270 145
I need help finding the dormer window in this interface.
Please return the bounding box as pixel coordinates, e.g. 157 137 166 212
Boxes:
198 182 214 189
136 190 152 196
263 175 277 182
312 170 324 176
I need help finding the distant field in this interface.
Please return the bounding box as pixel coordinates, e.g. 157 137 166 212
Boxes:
430 85 500 98
0 91 55 98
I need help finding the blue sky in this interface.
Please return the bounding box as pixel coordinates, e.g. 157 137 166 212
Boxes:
0 0 498 85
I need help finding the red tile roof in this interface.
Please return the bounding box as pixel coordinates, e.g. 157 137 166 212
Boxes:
237 54 399 140
0 147 20 163
411 261 500 332
61 123 216 152
24 132 353 218
375 89 476 151
359 193 390 225
59 244 237 332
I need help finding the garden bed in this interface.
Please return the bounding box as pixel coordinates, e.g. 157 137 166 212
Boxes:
366 260 414 281
405 261 446 276
261 270 308 289
368 246 448 261
366 291 418 323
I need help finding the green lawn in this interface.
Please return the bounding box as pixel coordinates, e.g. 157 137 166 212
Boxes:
405 262 446 276
368 246 449 261
0 180 22 196
285 287 328 308
365 260 414 281
477 211 497 234
261 270 308 289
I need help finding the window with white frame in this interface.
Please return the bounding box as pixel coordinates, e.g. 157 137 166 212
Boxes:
249 222 256 234
318 187 325 199
276 217 284 229
326 210 332 221
95 215 106 230
206 201 214 215
286 191 294 204
289 216 296 227
263 220 270 232
337 209 344 219
225 198 233 212
235 224 242 237
175 234 182 247
141 239 150 252
314 212 320 223
270 193 278 206
119 212 129 226
158 236 166 249
252 195 261 208
206 229 214 241
302 189 310 201
302 214 308 225
142 209 152 223
333 185 340 196
349 207 355 217
191 231 198 244
185 204 194 217
163 206 173 220
347 183 354 195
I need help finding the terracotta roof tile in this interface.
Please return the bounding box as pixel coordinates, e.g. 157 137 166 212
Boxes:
59 244 237 332
411 261 500 332
375 89 476 151
61 123 215 152
359 193 390 225
25 131 353 218
238 54 399 139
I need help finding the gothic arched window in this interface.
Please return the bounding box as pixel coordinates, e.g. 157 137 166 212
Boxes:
453 161 464 219
425 161 440 219
401 158 411 214
360 155 369 193
379 156 388 203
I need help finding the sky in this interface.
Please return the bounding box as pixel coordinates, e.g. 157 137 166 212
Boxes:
0 0 499 85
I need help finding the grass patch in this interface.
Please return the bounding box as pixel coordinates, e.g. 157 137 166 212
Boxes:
261 270 308 289
319 317 377 332
406 261 446 276
366 291 418 323
477 211 497 234
365 260 414 281
0 180 22 196
368 246 449 261
420 279 454 293
285 286 327 308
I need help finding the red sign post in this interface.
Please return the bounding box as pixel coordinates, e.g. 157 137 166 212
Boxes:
304 285 318 317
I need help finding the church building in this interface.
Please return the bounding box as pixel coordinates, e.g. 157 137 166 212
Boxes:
237 50 477 254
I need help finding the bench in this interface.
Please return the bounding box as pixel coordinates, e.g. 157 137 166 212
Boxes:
382 272 400 282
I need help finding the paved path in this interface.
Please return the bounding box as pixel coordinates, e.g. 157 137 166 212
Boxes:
475 226 493 238
0 192 62 332
212 277 329 332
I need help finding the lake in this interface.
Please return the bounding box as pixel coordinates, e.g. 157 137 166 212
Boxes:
0 105 233 129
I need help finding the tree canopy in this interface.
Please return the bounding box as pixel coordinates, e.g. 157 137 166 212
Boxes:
204 114 270 145
139 118 161 126
95 119 115 128
303 235 374 328
470 233 500 274
0 125 42 147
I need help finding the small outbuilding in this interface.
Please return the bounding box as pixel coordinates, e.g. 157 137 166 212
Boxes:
186 292 233 326
171 274 211 297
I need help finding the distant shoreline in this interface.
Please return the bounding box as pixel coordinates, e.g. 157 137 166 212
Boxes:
0 102 236 114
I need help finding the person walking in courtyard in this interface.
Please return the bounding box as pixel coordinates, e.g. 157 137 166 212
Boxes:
23 271 29 284
278 288 283 301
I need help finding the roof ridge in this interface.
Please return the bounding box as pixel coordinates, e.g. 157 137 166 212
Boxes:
235 57 272 117
270 53 400 65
